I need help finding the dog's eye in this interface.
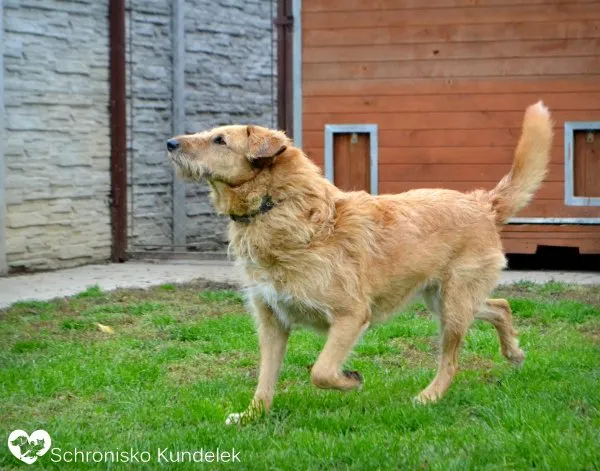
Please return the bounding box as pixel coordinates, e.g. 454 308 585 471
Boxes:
213 135 226 145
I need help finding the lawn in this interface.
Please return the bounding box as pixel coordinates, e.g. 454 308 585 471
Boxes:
1 280 599 470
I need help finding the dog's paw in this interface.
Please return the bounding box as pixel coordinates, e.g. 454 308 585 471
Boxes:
341 369 364 390
505 347 526 366
502 338 526 366
413 388 441 405
225 403 266 425
342 369 363 383
225 412 244 426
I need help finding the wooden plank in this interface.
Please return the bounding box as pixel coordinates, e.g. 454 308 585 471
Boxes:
333 134 351 191
302 111 600 131
502 239 542 255
303 4 600 29
303 0 598 13
305 145 566 165
303 21 600 47
303 57 600 81
502 231 600 239
297 162 599 221
376 163 564 183
333 133 370 192
504 225 600 233
303 93 600 113
379 181 565 200
579 243 600 254
303 77 600 97
304 39 600 64
501 237 600 254
350 134 370 192
303 129 566 148
574 131 587 197
574 130 600 197
514 201 600 218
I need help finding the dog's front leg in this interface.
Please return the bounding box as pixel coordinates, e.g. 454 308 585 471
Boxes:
311 311 370 391
226 299 289 425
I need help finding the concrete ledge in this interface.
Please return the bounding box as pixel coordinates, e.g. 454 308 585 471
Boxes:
1 261 599 309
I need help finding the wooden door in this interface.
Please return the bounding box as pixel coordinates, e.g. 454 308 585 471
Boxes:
574 130 600 197
333 132 370 192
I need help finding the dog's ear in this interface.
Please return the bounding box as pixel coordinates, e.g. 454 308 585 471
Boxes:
246 125 289 166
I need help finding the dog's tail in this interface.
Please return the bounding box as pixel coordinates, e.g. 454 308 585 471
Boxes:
489 101 553 226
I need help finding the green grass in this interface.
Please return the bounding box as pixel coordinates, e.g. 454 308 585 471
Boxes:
73 284 104 299
1 281 599 470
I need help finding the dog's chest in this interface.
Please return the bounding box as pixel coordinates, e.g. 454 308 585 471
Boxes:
248 283 332 331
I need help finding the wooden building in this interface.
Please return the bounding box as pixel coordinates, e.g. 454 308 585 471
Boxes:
279 0 600 254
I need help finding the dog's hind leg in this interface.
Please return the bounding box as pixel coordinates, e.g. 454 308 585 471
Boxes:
310 310 371 391
226 299 289 425
475 298 525 365
416 276 484 404
415 308 471 403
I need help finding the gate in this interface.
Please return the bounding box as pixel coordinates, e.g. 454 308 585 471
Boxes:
125 0 281 257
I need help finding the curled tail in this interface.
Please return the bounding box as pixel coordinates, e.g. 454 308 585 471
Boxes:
490 101 554 225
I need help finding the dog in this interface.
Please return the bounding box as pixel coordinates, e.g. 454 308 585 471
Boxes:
166 102 553 425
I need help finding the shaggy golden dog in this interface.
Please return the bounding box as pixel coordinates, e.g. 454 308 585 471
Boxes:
166 102 553 425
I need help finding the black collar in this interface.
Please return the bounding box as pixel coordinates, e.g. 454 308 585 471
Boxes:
229 195 276 224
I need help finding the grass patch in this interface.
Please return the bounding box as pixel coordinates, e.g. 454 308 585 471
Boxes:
11 339 48 354
199 289 244 303
0 280 598 469
158 283 177 291
73 284 104 299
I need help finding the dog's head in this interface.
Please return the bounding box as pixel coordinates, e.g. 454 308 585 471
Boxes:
166 125 291 186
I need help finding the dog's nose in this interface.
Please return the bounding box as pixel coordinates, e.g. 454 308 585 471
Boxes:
166 139 180 152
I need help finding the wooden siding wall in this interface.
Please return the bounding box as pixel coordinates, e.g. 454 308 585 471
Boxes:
301 0 600 254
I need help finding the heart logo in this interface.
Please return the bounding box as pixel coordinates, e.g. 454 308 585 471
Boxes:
7 430 52 464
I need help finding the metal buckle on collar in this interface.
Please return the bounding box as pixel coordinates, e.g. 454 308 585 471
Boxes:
229 195 276 224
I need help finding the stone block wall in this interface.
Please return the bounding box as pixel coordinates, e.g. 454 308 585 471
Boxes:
128 0 277 252
183 0 277 251
3 0 112 271
0 0 277 271
126 0 175 250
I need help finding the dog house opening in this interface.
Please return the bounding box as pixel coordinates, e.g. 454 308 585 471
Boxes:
324 124 378 195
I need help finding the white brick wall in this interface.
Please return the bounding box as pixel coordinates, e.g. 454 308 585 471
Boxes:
3 0 112 271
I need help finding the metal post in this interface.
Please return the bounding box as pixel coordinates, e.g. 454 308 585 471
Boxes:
109 0 128 262
171 0 186 248
276 0 293 136
0 0 8 275
292 0 302 147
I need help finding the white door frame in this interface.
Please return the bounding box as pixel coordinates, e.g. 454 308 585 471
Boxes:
324 124 379 195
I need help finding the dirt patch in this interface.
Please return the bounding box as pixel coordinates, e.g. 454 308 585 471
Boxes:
578 323 600 344
387 338 437 369
166 351 255 384
462 354 496 372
